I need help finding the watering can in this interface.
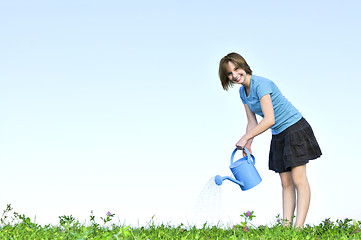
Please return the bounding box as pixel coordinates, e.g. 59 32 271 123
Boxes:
214 147 262 191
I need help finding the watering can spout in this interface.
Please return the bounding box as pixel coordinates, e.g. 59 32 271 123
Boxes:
214 175 244 187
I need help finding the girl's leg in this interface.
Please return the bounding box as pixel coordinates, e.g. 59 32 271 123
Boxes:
291 165 310 228
279 171 296 226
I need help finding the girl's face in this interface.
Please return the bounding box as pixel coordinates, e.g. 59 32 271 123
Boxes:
226 61 247 85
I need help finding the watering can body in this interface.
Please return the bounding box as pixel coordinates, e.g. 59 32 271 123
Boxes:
215 147 262 191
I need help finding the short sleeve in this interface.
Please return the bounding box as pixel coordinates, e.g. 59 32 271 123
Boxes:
255 78 273 99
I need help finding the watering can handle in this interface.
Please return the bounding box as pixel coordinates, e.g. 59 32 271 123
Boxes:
230 147 255 165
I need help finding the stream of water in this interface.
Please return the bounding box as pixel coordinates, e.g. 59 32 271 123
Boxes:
193 176 224 227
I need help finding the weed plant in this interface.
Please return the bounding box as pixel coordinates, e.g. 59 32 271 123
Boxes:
1 204 360 239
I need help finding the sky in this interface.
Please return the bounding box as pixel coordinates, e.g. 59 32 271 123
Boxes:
1 0 361 227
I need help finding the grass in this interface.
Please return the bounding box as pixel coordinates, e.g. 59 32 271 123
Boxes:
1 204 360 239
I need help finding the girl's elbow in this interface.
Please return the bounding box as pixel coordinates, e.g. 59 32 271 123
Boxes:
268 116 275 127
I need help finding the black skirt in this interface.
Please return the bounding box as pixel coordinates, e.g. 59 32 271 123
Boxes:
269 117 322 173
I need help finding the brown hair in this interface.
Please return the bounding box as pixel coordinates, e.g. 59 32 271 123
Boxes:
218 52 252 91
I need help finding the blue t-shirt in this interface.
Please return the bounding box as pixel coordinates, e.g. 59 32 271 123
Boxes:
239 75 302 135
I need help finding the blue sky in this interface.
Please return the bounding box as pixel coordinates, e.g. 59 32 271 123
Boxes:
1 0 361 227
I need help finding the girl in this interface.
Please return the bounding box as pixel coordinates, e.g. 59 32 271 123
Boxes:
218 52 322 228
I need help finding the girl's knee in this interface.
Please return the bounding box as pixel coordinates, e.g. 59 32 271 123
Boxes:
291 165 309 187
292 175 310 189
293 177 309 189
279 172 294 188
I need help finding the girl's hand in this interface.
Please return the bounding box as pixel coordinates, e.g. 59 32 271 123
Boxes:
244 142 253 156
236 134 252 156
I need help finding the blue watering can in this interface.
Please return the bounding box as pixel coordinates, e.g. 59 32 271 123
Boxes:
214 147 262 191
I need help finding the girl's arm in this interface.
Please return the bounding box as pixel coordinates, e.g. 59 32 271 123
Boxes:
243 103 258 154
236 94 275 149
